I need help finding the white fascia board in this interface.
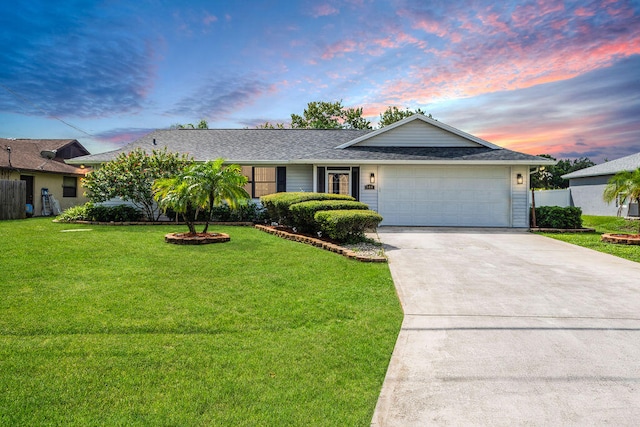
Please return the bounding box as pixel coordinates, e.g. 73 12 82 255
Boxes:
334 114 502 149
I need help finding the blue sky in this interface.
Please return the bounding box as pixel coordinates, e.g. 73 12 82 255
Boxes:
1 0 639 162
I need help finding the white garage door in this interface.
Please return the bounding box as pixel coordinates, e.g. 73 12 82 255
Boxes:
378 166 511 226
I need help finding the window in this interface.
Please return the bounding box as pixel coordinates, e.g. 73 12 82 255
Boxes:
62 176 77 197
242 166 277 198
326 167 351 195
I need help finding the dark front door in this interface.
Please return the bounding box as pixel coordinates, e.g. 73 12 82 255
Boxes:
20 175 34 205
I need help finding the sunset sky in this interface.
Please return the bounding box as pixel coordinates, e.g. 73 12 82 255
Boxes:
1 0 639 163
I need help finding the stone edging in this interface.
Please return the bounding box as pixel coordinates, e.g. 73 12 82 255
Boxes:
53 220 254 226
601 233 640 245
530 227 596 233
254 225 387 263
165 232 230 245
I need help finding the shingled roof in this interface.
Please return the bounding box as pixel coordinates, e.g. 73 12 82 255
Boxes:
0 138 90 175
562 152 640 179
70 129 551 166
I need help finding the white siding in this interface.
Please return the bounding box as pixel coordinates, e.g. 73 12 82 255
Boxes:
286 164 313 192
359 165 378 211
355 119 480 148
511 167 529 228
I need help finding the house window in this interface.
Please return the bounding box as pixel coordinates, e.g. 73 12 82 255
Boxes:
242 166 277 198
62 176 77 197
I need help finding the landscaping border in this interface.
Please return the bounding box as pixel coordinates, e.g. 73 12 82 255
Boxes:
601 233 640 245
53 220 254 226
255 224 387 263
530 227 595 233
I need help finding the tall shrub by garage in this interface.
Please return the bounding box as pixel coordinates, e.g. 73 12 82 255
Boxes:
260 192 354 225
533 206 582 229
289 200 370 232
314 210 383 243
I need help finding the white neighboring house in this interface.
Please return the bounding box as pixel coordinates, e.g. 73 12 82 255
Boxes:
562 152 640 217
68 114 553 227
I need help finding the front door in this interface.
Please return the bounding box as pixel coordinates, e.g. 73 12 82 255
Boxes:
328 171 350 195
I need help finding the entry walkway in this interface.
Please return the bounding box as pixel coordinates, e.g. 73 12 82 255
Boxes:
372 227 640 426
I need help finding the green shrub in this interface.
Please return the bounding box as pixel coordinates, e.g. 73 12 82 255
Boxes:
533 206 582 229
210 202 266 223
289 200 369 232
57 203 142 222
260 192 355 225
314 209 383 243
56 204 89 221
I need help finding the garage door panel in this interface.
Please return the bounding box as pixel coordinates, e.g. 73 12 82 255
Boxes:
379 166 510 227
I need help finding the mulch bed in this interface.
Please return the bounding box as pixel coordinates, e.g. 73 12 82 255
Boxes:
601 233 640 245
164 232 230 245
255 225 387 263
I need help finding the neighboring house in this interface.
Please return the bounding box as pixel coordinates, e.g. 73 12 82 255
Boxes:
562 152 640 217
69 115 553 227
0 138 90 216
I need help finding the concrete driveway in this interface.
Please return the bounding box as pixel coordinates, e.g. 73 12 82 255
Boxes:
372 227 640 426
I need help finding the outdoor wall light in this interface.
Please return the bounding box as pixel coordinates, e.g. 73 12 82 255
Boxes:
516 173 524 185
370 172 376 184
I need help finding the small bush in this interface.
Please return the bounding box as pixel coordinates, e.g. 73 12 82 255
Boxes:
57 203 142 222
57 204 89 222
261 192 355 225
289 200 369 232
314 209 384 243
210 202 266 223
533 206 582 229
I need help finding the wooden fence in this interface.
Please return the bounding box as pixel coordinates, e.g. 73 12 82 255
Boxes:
0 180 26 220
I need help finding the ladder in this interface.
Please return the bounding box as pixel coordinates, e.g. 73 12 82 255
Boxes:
41 188 53 216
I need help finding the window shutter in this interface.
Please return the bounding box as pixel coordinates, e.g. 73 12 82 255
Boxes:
351 167 359 201
317 167 325 193
276 167 286 192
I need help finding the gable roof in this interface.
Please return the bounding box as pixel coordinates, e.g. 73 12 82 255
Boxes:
562 152 640 179
335 114 502 149
0 138 90 175
69 119 553 166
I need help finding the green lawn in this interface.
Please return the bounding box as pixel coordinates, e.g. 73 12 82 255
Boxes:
0 218 402 426
539 215 640 263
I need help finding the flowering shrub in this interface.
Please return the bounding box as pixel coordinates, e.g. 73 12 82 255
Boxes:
82 148 192 221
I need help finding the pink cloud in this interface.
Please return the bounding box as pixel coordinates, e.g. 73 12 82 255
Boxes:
203 12 217 25
321 39 358 60
312 4 339 18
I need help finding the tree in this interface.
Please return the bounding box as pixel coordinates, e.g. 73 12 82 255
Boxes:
531 155 596 189
82 148 192 221
171 119 209 129
256 121 285 129
379 106 434 127
603 168 640 230
153 159 250 234
290 100 372 129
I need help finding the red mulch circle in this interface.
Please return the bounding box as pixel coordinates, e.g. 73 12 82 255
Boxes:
164 232 230 245
601 233 640 245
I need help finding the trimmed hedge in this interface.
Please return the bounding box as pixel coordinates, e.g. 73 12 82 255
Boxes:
533 206 582 229
261 192 355 225
289 200 369 232
314 209 384 243
57 203 142 222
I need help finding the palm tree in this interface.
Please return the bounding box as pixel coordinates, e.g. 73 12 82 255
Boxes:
153 158 249 234
603 168 640 233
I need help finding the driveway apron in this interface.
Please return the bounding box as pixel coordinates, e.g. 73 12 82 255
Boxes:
372 227 640 426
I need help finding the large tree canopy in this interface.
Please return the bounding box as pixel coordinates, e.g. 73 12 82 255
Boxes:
531 155 596 189
290 100 372 130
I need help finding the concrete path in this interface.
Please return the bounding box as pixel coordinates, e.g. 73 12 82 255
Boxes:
372 227 640 426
